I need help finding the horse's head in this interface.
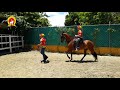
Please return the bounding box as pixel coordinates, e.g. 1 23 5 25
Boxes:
60 32 73 44
60 32 65 43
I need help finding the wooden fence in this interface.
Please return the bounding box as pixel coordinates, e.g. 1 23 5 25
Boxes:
0 34 24 53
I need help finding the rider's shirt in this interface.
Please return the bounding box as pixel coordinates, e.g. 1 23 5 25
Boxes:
78 30 82 37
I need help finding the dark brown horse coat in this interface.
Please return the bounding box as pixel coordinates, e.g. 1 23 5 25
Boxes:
61 32 98 62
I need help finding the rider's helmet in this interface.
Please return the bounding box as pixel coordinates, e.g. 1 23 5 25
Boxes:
77 22 82 30
77 25 82 30
40 33 45 37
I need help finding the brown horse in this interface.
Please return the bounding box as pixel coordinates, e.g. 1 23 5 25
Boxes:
60 32 98 62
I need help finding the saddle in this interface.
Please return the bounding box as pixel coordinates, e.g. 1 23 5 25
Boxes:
74 37 83 50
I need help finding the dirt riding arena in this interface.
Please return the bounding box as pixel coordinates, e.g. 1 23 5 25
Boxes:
0 50 120 78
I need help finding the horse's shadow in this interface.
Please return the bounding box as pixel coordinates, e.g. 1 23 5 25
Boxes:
65 60 97 63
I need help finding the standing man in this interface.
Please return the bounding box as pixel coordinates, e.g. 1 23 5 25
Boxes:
38 33 48 63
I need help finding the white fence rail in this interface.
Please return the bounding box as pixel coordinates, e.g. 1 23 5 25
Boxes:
0 34 24 53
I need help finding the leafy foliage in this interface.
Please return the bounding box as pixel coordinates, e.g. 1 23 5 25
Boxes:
65 12 120 26
0 12 51 35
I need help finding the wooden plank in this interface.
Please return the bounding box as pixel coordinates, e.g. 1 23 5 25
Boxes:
0 36 10 38
12 46 22 48
0 35 24 37
0 47 10 50
0 42 9 44
11 41 22 43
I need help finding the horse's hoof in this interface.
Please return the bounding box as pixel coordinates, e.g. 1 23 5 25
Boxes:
70 60 72 62
95 59 98 62
79 60 83 63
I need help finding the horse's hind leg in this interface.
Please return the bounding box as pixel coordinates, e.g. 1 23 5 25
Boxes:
80 49 87 62
92 52 98 62
90 48 98 61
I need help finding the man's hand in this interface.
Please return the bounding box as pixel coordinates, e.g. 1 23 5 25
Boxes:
37 44 41 51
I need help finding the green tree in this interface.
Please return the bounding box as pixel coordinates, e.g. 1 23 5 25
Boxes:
0 12 51 35
65 12 79 26
64 12 120 26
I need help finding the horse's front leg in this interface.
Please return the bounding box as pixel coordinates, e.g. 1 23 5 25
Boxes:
66 53 70 59
66 52 72 61
70 52 73 61
66 48 73 61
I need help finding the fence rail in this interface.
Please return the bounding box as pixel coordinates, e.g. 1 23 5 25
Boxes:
0 34 24 53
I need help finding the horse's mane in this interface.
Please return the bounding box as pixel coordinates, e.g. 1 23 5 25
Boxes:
63 33 74 40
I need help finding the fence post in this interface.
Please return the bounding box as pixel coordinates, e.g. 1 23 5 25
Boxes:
1 35 3 48
17 36 19 50
9 35 12 53
22 36 24 48
5 36 7 47
109 21 111 55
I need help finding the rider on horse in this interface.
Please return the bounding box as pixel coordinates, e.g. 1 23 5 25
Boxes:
74 23 83 51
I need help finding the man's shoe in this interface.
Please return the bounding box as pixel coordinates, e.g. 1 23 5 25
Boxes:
44 60 49 64
41 60 46 63
44 56 48 60
41 60 44 63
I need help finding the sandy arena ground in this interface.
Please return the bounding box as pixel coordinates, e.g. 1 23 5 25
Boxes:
0 50 120 78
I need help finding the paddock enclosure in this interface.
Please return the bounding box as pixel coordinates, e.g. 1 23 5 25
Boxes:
0 24 120 78
0 50 120 78
24 24 120 56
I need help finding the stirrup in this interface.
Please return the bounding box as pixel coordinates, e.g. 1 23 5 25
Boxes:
75 48 78 51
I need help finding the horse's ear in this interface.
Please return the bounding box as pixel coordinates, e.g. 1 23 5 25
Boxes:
62 31 65 35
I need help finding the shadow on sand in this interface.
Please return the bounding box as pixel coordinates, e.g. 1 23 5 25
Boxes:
65 60 97 63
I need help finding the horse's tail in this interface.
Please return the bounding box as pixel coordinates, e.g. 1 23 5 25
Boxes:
86 40 98 61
